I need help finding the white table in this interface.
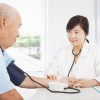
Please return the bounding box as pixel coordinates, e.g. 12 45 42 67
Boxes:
30 87 100 100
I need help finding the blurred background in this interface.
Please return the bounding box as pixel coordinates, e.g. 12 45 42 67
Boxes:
0 0 100 99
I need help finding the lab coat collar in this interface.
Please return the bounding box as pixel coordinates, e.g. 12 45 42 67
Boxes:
80 40 90 57
66 40 89 56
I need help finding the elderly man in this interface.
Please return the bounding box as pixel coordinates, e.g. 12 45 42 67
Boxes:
0 3 66 100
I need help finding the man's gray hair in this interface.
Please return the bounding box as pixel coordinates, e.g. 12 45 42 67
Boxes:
0 3 19 21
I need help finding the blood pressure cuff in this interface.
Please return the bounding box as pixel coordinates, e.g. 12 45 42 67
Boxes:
7 61 26 86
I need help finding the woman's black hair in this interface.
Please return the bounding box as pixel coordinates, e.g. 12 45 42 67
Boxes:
66 15 89 35
66 15 89 43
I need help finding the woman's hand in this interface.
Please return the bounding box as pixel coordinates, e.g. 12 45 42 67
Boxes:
59 77 69 84
46 75 69 85
74 79 100 88
67 77 78 87
46 74 57 80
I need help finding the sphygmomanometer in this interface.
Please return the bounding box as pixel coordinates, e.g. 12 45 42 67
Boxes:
7 61 80 94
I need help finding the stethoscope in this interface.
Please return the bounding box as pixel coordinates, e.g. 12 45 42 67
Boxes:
67 39 89 77
67 49 82 77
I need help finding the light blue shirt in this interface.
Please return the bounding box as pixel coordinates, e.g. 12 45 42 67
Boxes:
0 48 14 94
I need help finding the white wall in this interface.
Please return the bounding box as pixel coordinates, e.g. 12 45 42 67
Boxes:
45 0 95 67
96 0 100 45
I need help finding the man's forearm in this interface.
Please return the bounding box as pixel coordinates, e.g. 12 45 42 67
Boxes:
20 76 52 88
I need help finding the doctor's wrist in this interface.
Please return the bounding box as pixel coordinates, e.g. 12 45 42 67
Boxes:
92 79 100 86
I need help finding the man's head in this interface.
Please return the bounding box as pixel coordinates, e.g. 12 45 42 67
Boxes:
0 3 22 50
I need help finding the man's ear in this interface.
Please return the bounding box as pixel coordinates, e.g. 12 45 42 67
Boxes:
0 17 8 29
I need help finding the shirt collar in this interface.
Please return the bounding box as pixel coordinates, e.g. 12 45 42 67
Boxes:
0 47 4 55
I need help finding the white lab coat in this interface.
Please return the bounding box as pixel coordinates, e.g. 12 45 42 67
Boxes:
45 41 100 82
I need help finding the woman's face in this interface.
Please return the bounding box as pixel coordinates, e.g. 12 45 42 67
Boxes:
67 25 86 47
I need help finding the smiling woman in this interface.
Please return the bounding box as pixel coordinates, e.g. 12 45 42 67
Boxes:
45 15 100 88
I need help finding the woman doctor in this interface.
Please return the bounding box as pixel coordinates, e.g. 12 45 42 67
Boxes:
45 15 100 88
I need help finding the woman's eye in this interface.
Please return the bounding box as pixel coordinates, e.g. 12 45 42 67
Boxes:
75 31 78 34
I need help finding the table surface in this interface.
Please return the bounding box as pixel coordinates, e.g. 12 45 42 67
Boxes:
30 87 100 100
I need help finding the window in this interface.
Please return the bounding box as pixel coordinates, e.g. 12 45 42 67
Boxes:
2 0 46 74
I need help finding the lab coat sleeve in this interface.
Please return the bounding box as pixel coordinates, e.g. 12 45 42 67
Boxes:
94 47 100 82
45 50 60 76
